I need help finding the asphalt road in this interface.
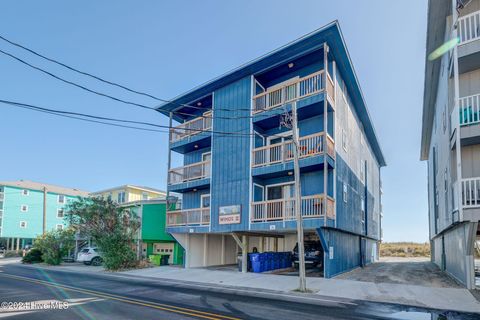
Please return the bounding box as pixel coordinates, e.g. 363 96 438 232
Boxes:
0 263 478 320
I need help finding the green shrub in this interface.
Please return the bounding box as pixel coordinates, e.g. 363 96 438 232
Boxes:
34 229 75 265
66 197 140 271
22 248 43 264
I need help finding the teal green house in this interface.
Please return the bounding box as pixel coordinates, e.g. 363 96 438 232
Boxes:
124 199 183 265
0 180 89 250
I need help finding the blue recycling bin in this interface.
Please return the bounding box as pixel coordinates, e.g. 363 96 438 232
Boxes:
272 253 280 270
249 253 261 273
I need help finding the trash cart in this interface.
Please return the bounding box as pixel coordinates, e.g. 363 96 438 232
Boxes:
160 254 170 266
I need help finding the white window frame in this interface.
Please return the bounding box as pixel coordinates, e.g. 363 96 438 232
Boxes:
21 205 28 212
343 183 348 203
22 189 29 196
265 182 295 200
266 131 293 163
253 183 265 201
57 208 65 218
58 194 65 204
200 194 211 208
20 221 27 228
201 151 212 177
117 191 126 204
56 224 63 231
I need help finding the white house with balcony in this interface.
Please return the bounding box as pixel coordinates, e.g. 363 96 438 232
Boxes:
421 0 480 289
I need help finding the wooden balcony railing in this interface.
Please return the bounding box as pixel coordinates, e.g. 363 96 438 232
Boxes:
252 132 335 168
251 194 334 222
166 207 210 226
461 177 480 209
459 93 480 126
253 70 335 113
170 111 212 143
458 10 480 45
168 161 210 185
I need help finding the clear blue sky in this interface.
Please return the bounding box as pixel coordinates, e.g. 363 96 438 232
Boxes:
0 0 428 242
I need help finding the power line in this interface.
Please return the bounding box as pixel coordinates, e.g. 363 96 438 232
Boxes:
0 47 262 122
0 34 253 113
0 99 280 138
3 101 169 134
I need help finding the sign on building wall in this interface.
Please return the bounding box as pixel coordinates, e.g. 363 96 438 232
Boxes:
219 205 241 224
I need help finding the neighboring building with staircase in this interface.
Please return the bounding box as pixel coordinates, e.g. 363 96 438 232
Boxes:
0 180 89 250
421 0 480 289
157 21 385 277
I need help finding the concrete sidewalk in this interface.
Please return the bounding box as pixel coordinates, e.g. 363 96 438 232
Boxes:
120 266 480 313
16 261 480 313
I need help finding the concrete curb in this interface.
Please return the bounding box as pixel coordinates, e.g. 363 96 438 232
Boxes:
12 262 480 313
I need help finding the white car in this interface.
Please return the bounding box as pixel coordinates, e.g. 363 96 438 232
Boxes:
77 247 103 266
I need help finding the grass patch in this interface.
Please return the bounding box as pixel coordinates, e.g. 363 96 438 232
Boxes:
380 242 430 257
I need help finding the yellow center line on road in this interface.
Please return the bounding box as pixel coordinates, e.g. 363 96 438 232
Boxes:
0 273 242 320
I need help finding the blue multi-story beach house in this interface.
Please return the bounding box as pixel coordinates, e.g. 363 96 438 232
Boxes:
157 21 386 278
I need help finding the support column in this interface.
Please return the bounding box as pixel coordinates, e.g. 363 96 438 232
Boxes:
203 234 208 267
259 236 264 253
16 238 20 252
465 222 478 289
242 235 248 273
185 233 190 269
231 234 248 273
6 238 9 251
221 235 225 265
274 238 278 252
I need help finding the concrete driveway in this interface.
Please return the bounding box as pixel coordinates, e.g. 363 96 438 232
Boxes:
335 257 462 288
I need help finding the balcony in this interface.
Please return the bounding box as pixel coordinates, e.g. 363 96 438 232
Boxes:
170 111 212 143
252 70 335 115
460 177 480 209
251 194 334 223
458 10 480 45
252 132 334 169
168 161 210 184
459 94 480 127
166 207 210 227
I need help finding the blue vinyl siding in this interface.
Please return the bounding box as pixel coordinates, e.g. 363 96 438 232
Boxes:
184 147 211 165
210 77 252 232
182 189 210 210
335 154 379 239
321 228 361 278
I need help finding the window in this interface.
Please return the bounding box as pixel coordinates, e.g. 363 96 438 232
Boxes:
142 192 148 200
342 129 347 151
361 197 365 212
58 194 65 204
20 221 27 228
22 189 29 196
107 193 112 201
343 183 348 203
117 191 126 204
57 208 64 218
201 194 211 208
21 205 28 212
56 224 63 231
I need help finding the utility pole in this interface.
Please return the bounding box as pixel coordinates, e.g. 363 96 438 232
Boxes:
42 186 47 235
291 101 306 292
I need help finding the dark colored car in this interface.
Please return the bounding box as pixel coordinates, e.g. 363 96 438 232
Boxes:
293 241 323 269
